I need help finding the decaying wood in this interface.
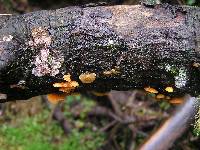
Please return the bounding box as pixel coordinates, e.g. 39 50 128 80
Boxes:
138 95 200 150
1 4 200 102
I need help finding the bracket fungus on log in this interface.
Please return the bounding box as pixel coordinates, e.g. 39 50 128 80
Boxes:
1 4 200 102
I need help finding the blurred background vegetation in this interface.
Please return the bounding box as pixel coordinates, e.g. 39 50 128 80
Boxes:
0 0 200 13
0 0 199 150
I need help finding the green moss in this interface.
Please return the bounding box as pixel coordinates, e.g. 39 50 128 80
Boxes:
159 101 171 111
0 105 104 150
60 129 105 150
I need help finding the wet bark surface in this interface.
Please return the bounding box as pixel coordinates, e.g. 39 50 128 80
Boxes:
1 4 200 102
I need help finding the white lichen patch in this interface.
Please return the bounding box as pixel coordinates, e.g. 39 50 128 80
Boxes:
174 67 187 88
32 48 64 77
108 39 114 45
0 93 7 100
165 64 172 72
30 26 64 77
10 80 27 89
159 63 187 89
2 35 13 42
159 63 178 73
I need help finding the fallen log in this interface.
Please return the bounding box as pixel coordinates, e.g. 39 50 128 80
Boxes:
1 4 200 102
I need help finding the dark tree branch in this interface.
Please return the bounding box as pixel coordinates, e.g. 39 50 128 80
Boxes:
1 4 200 102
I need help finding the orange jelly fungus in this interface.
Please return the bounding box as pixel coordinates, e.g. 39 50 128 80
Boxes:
193 62 200 67
63 74 71 82
47 93 67 104
144 87 158 94
79 72 96 84
165 87 174 93
156 94 165 99
51 74 79 104
53 81 79 93
103 68 120 76
169 97 183 104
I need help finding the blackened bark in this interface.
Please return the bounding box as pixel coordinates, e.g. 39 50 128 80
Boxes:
1 4 200 102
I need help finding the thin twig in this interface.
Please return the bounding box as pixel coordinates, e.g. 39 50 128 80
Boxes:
88 106 123 122
100 120 117 132
52 103 71 135
109 91 124 117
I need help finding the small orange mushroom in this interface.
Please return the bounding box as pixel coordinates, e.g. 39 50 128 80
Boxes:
103 68 120 76
144 87 158 94
156 94 165 99
63 74 71 82
51 74 79 104
53 81 79 93
53 74 79 93
47 93 68 104
169 97 183 104
193 62 200 67
165 87 174 93
79 72 96 84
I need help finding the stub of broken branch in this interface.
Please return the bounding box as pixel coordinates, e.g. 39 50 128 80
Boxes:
1 4 200 102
